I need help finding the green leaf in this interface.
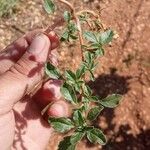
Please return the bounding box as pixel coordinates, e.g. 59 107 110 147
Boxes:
64 11 71 22
83 84 92 97
81 44 88 50
82 97 90 110
88 60 97 71
84 126 94 132
95 48 105 56
79 14 88 22
68 22 77 33
87 105 104 121
73 110 85 126
61 22 77 42
90 43 101 49
61 31 69 41
58 136 76 150
45 62 60 79
76 65 85 79
83 52 98 81
70 131 85 144
65 70 76 81
99 29 114 45
74 80 84 92
82 96 89 103
61 82 78 104
48 117 74 133
91 96 99 102
43 0 55 14
89 70 95 81
84 51 95 64
94 20 102 29
69 34 78 40
87 128 107 145
100 94 122 108
84 31 98 43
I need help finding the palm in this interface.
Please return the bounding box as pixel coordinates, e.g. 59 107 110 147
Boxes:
0 30 68 150
12 96 52 150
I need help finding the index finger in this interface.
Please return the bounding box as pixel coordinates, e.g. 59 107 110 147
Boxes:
0 29 59 74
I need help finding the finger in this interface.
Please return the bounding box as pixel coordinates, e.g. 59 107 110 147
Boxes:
0 33 51 115
33 80 70 118
0 30 59 74
33 80 62 108
12 97 54 150
47 100 69 117
48 49 59 66
0 30 41 74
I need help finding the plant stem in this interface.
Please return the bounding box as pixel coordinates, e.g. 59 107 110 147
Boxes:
77 10 99 18
45 17 65 33
57 0 84 61
57 0 74 11
29 0 93 106
74 13 84 61
57 0 87 117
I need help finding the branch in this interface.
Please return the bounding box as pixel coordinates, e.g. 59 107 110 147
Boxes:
57 0 74 11
57 0 84 61
45 17 65 33
28 0 88 97
73 13 84 60
77 10 99 18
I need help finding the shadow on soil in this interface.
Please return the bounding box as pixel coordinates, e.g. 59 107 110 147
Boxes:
103 125 150 150
88 67 131 98
87 67 149 150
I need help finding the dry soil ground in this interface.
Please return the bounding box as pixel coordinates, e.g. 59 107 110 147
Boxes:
0 0 150 150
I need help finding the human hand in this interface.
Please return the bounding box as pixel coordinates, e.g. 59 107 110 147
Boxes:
0 30 69 150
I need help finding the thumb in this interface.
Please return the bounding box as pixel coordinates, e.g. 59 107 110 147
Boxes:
0 33 51 115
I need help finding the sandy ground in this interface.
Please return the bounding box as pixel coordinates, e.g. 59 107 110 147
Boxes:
0 0 150 150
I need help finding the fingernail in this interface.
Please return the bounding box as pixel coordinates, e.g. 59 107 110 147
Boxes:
49 31 56 37
48 31 59 49
28 33 47 54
